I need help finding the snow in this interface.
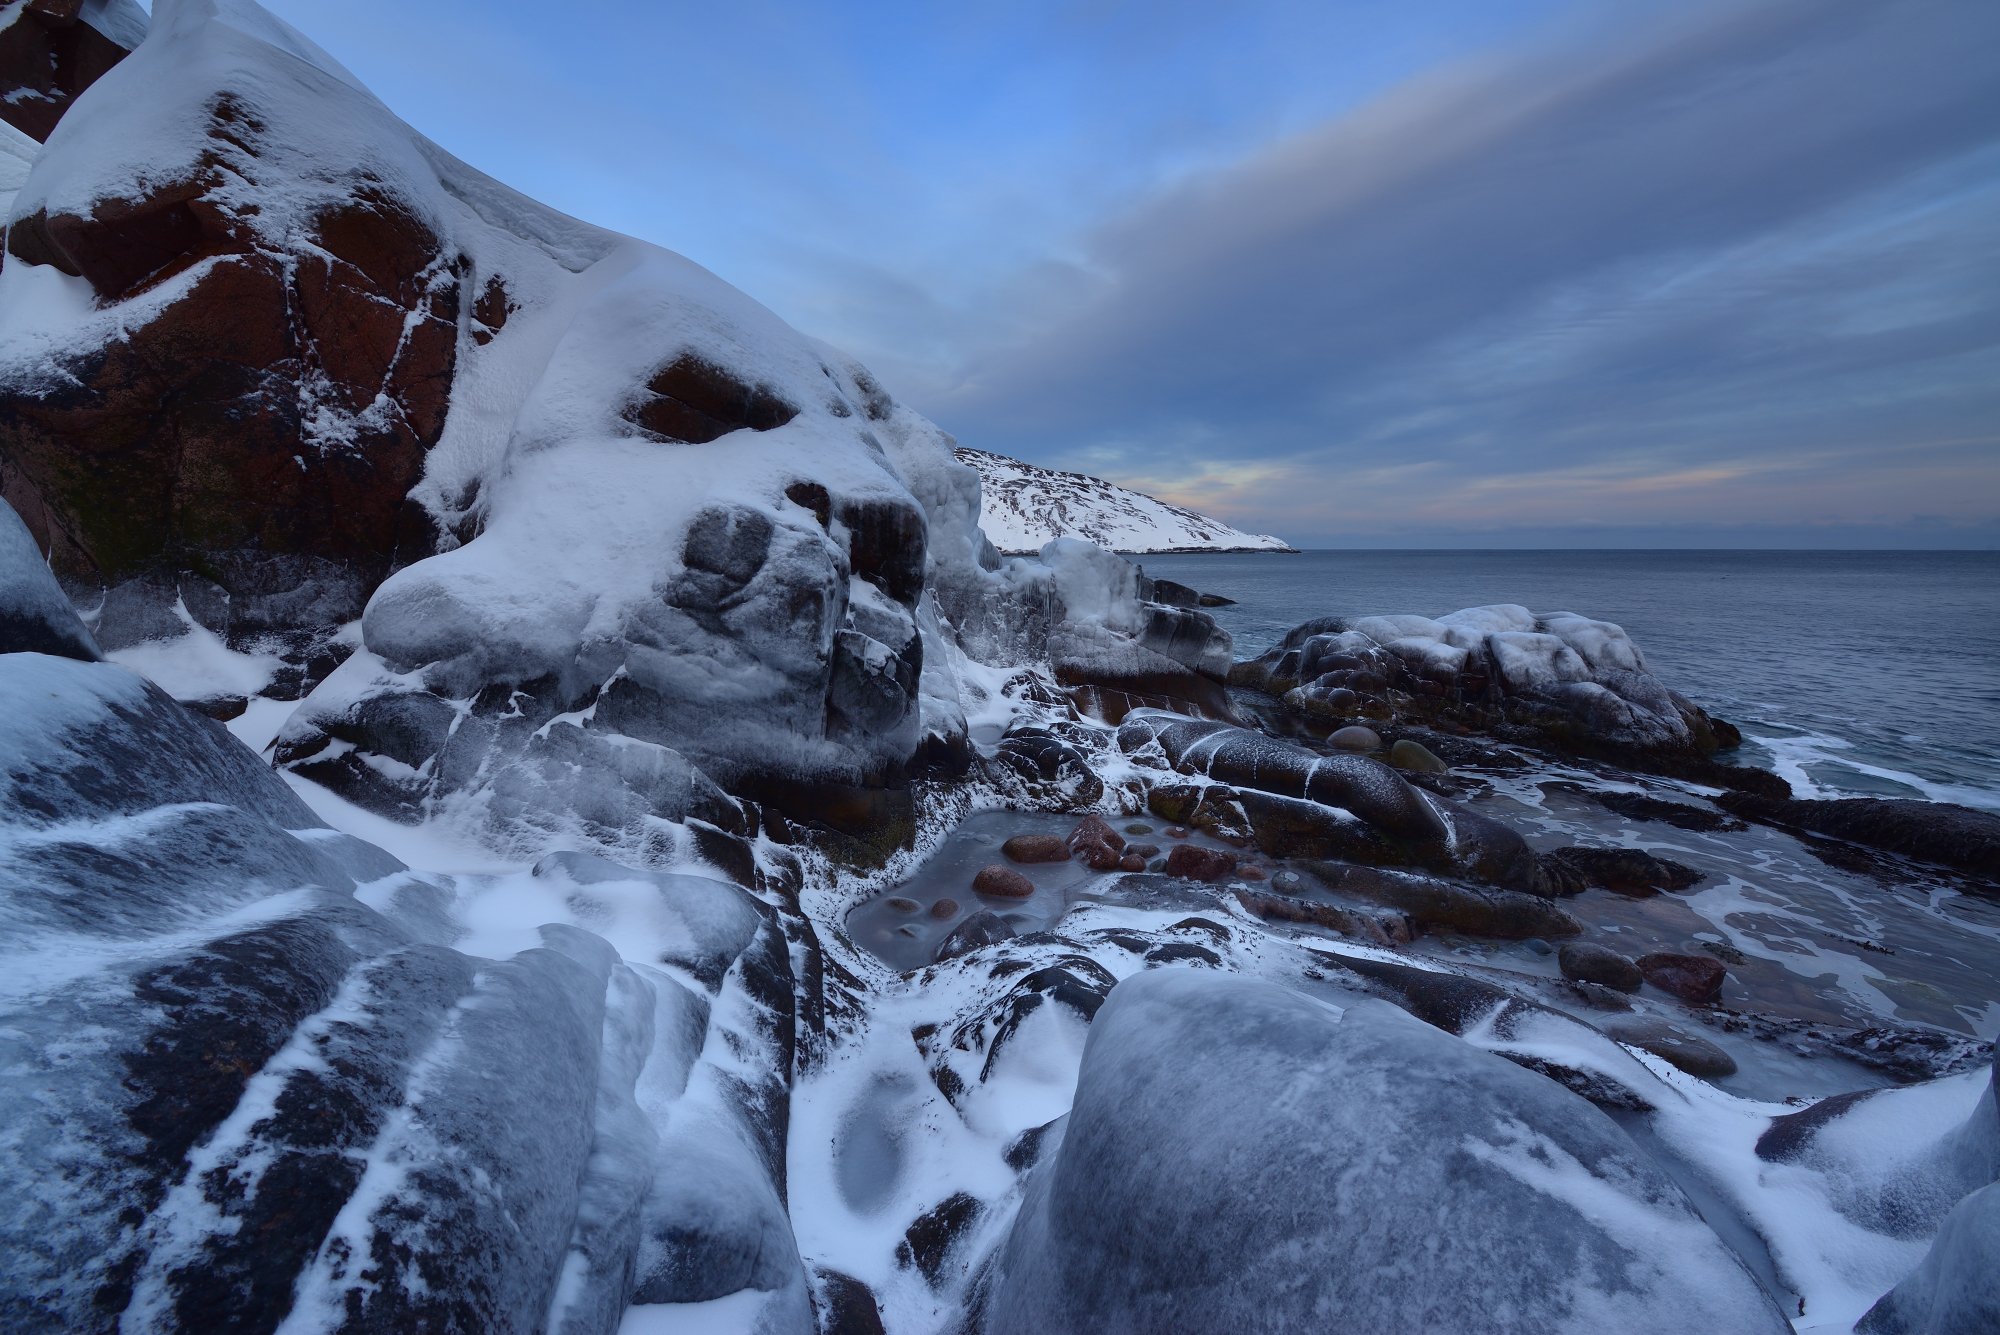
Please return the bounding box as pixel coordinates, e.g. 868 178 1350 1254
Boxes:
0 118 34 221
956 447 1296 555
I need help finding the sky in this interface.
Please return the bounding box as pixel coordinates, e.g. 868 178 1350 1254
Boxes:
256 0 2000 547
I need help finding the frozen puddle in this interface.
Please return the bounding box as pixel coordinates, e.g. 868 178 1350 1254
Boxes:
846 809 1250 972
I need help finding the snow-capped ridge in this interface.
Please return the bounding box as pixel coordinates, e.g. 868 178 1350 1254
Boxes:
956 446 1296 555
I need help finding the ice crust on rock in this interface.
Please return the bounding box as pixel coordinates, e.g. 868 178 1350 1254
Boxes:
1235 603 1728 762
979 969 1790 1334
0 637 809 1331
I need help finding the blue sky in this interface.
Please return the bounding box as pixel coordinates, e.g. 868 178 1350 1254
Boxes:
262 0 2000 547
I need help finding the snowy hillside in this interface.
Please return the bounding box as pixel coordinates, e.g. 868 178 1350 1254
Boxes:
956 447 1296 554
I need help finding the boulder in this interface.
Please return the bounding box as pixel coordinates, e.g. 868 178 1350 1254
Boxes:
973 865 1036 899
1604 1017 1737 1078
1066 813 1127 870
1162 844 1237 883
1388 738 1448 773
1558 943 1643 993
1002 834 1071 864
0 0 143 142
1308 863 1581 941
935 910 1016 962
979 970 1789 1334
1543 846 1704 895
1636 952 1727 1004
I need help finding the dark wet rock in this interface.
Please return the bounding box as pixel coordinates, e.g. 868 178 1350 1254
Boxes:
1857 1182 2000 1335
1001 833 1071 864
1232 887 1413 947
1145 577 1201 608
810 1266 887 1335
1197 592 1235 607
1120 713 1448 846
1307 863 1581 940
1546 781 1746 832
1231 610 1786 795
1123 822 1153 835
980 970 1786 1335
1716 793 2000 881
897 1191 981 1286
0 0 140 143
1003 1120 1061 1173
929 898 959 920
0 498 100 660
1604 1017 1737 1077
935 911 1016 962
1163 844 1238 883
1542 846 1705 895
1559 942 1644 992
1637 952 1727 1004
1065 813 1127 870
1145 941 1222 967
1327 724 1381 751
1560 980 1637 1013
884 896 920 913
1387 738 1448 772
973 865 1035 899
992 728 1106 810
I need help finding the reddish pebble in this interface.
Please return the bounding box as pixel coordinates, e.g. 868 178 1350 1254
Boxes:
1636 951 1727 1004
1164 844 1239 883
929 898 960 919
885 896 921 913
1166 827 1191 840
973 864 1035 898
1117 853 1147 872
1002 833 1071 864
1238 865 1266 881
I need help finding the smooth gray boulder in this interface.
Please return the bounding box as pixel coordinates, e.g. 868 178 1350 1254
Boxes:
979 969 1789 1335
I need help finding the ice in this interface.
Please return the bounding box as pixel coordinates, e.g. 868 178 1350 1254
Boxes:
1857 1180 2000 1333
0 498 97 660
980 969 1790 1334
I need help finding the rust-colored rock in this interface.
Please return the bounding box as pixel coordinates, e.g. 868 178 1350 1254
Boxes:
1066 813 1126 870
0 0 136 143
1002 833 1070 864
0 99 461 599
928 898 959 920
1636 952 1727 1004
625 353 798 444
1164 844 1239 883
973 865 1034 898
1117 853 1147 872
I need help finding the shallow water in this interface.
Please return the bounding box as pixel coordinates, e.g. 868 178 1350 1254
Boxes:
1141 550 2000 811
845 809 1251 973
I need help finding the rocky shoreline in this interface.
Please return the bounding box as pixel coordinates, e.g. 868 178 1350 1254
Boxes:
1 4 1996 1332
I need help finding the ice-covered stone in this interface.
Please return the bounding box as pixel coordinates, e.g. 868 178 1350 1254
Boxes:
979 970 1789 1334
0 496 97 660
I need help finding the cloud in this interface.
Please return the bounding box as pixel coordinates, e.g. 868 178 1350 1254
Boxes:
917 0 2000 543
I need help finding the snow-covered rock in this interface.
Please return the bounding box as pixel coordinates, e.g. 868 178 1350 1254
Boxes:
1234 604 1752 777
955 447 1295 555
0 641 810 1330
977 969 1790 1334
0 0 144 143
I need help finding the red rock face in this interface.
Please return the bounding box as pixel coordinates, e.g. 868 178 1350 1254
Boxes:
0 0 135 143
0 94 465 591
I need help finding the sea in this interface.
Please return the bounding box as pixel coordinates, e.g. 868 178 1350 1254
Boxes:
1140 549 2000 814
